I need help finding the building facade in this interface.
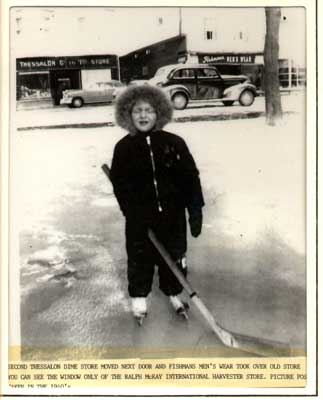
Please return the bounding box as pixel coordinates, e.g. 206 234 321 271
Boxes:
16 54 119 105
120 36 187 83
120 35 265 88
120 8 305 89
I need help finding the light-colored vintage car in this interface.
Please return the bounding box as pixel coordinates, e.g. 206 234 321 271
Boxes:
60 80 125 108
128 79 149 86
149 64 258 110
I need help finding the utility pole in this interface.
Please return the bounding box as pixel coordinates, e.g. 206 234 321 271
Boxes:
179 7 182 35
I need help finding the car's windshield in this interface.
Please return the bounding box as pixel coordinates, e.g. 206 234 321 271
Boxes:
154 67 167 77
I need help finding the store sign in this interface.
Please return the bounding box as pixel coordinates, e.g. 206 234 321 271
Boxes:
200 54 256 64
17 55 118 71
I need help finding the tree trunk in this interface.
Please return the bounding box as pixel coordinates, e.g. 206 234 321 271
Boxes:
264 7 283 126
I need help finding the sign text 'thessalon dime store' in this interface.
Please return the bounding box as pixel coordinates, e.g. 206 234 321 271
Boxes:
16 54 119 104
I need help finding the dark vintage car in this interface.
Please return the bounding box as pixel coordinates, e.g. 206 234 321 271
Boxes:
60 80 125 108
148 63 258 110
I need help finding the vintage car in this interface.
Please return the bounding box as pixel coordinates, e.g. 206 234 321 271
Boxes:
128 79 149 86
60 80 125 108
148 64 258 110
111 80 148 101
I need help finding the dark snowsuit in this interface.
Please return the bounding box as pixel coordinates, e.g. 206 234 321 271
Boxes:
110 129 204 298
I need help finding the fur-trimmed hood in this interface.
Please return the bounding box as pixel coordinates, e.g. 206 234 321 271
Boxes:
115 85 173 133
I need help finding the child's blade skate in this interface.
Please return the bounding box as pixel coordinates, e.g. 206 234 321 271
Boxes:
131 297 147 327
170 295 189 319
134 313 147 326
176 306 189 319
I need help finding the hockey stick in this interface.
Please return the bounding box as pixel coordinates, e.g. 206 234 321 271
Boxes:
147 229 290 356
102 163 290 356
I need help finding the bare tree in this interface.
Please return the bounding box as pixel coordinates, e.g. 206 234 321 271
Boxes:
264 7 283 126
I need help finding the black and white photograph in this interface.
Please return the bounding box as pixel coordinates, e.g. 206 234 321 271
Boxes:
1 0 319 396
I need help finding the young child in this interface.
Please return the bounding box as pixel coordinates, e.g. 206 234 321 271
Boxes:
110 85 204 324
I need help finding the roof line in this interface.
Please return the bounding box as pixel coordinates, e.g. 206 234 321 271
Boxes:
120 34 186 57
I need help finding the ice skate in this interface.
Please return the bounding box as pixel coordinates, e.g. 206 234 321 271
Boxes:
169 295 189 319
131 297 148 326
134 313 147 326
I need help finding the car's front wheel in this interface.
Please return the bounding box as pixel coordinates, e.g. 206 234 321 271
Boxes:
72 97 84 108
239 90 255 106
171 92 188 110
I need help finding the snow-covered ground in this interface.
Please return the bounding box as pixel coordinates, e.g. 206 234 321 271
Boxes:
10 101 307 359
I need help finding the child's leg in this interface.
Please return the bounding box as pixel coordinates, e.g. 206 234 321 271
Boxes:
157 253 189 317
153 208 188 296
125 219 155 298
157 254 187 296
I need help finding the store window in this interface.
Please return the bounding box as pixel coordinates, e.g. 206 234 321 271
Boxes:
17 72 51 100
81 69 112 90
216 64 242 75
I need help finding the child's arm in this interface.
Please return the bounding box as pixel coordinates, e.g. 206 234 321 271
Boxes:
176 138 204 237
110 143 134 217
177 139 204 208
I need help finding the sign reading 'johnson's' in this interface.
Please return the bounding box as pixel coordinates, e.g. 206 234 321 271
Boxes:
16 55 118 71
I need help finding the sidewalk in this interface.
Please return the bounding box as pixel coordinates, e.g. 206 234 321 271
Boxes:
15 92 304 131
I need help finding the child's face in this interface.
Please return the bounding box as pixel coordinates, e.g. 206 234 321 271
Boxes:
131 100 157 133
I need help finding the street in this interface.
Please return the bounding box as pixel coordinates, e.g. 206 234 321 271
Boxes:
13 95 306 360
15 93 304 130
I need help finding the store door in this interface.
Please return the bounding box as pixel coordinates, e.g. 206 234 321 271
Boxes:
56 78 71 104
50 70 81 105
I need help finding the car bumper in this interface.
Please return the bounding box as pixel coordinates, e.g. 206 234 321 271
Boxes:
60 97 73 105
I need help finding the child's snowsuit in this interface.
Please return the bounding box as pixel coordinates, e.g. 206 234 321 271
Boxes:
110 85 204 298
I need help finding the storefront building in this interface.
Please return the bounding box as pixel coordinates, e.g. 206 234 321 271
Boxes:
16 54 119 105
120 37 265 88
120 35 305 91
190 51 305 89
187 51 264 87
119 36 187 84
120 7 305 90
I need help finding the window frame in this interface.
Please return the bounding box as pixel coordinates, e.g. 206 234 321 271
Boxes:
206 30 213 40
171 68 196 80
197 68 221 79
